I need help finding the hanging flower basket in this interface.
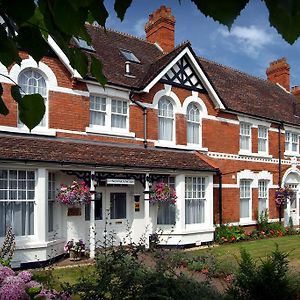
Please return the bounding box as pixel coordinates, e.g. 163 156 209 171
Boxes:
56 181 92 207
275 186 294 208
149 182 177 205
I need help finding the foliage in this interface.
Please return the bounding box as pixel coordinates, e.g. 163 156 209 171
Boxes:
225 246 300 300
0 227 15 267
215 225 247 243
187 252 217 276
0 265 70 300
149 181 177 205
0 1 300 129
257 209 269 232
56 181 91 206
64 241 222 300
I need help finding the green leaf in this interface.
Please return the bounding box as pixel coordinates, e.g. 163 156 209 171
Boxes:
191 0 249 29
18 94 45 131
265 0 300 44
68 48 88 77
0 26 21 67
11 85 22 103
17 26 48 62
89 0 109 27
90 55 107 87
0 97 9 116
1 0 36 25
114 0 132 21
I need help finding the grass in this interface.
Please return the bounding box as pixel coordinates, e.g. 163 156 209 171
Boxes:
190 235 300 270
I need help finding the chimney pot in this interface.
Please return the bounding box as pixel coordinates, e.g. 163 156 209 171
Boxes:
145 5 175 53
266 57 290 91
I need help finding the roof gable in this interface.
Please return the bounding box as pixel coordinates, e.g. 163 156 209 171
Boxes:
160 56 203 91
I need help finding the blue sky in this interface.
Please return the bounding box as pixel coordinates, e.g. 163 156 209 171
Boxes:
104 0 300 87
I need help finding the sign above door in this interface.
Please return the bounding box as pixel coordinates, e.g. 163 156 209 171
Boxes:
106 178 135 185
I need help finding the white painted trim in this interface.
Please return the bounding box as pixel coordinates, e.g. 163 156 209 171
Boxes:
143 47 225 109
86 127 135 138
0 125 56 136
213 183 238 188
87 83 129 99
152 85 181 113
238 115 271 128
47 36 82 79
182 91 208 116
49 86 89 97
9 57 58 88
154 141 208 152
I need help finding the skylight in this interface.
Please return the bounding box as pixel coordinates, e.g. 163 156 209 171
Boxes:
120 49 140 63
73 38 95 51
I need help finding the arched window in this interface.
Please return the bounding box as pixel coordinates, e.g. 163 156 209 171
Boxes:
187 102 200 144
158 97 174 141
18 69 47 127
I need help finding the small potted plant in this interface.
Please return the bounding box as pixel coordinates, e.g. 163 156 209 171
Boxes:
64 239 85 261
56 181 92 216
149 181 177 205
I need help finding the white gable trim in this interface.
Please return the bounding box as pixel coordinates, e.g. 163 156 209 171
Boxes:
142 47 225 110
47 36 82 79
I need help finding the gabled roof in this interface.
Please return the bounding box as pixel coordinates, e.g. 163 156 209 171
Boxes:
0 135 216 172
51 24 300 126
198 58 300 126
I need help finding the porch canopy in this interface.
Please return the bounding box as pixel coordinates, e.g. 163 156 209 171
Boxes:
0 134 216 172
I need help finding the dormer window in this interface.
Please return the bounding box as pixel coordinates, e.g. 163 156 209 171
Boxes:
120 49 140 63
74 37 95 52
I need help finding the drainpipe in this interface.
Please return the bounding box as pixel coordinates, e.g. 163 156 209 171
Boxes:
217 170 223 225
129 90 148 148
278 121 283 187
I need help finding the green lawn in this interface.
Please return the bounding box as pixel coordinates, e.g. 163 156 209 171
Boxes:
190 235 300 270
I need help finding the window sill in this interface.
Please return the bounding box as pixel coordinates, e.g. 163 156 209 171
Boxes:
238 151 272 159
86 127 135 138
239 219 255 226
284 151 300 158
0 125 56 136
155 141 208 152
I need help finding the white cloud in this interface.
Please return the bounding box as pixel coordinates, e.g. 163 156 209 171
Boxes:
217 25 275 58
133 18 147 37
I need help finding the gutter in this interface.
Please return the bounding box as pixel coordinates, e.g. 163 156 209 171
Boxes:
278 121 284 187
129 90 148 148
217 169 223 225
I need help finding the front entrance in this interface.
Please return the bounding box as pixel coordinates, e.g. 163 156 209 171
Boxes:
286 183 299 226
85 187 131 245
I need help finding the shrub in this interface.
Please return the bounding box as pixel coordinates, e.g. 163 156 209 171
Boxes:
187 252 217 276
257 209 269 232
215 225 246 244
225 246 299 300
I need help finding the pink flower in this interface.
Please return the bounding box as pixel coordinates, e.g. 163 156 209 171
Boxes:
18 271 32 283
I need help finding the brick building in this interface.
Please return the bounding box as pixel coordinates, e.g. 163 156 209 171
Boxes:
0 6 299 266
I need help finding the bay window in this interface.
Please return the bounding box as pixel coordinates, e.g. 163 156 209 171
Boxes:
0 170 35 237
157 177 176 225
240 179 251 220
240 122 251 151
187 102 200 144
48 173 56 232
158 97 174 142
258 180 268 215
185 177 205 224
258 126 268 153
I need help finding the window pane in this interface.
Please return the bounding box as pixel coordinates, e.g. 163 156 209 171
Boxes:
159 117 173 141
85 192 103 221
187 122 199 144
185 198 205 224
111 114 126 128
48 201 54 232
240 198 250 218
110 193 126 219
157 203 176 225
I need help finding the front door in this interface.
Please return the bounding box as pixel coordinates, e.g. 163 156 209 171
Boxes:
286 184 299 226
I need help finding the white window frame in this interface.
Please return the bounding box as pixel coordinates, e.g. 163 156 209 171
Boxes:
48 172 56 233
185 176 206 228
18 69 49 129
86 95 133 137
158 97 175 143
89 95 106 128
258 180 269 215
285 131 299 155
239 179 252 223
186 102 201 146
239 122 252 153
0 169 35 238
258 126 268 154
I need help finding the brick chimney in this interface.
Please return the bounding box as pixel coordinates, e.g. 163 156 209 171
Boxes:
266 58 290 91
292 86 300 101
145 5 175 53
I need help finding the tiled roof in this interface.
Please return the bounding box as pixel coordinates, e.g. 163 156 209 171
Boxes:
198 58 300 126
0 135 216 172
84 25 299 126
